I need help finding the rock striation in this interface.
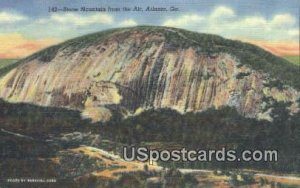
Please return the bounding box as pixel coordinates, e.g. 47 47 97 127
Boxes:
0 26 298 122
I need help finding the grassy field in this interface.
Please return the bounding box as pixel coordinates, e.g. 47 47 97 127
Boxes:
284 56 300 65
0 59 18 69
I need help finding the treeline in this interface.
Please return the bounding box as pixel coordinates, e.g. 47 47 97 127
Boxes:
0 98 299 173
100 101 300 173
0 99 91 137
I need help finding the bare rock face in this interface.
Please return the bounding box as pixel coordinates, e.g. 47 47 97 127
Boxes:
0 27 299 122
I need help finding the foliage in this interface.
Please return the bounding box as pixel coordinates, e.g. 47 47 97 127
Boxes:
0 59 19 77
0 59 17 69
101 102 300 173
236 72 251 79
284 56 300 66
0 96 299 176
0 99 92 136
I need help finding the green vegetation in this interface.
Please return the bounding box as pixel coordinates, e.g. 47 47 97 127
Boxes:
0 99 92 136
101 100 300 173
0 59 18 69
0 59 21 78
0 99 299 186
0 59 23 78
236 72 251 79
0 98 299 173
284 56 300 65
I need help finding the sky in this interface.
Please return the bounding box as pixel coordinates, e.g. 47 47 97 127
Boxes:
0 0 299 58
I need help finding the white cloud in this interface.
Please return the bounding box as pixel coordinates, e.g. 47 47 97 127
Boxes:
0 11 27 23
24 15 139 39
163 14 204 27
44 13 113 26
161 6 298 42
287 29 299 37
270 14 296 27
240 16 267 27
210 6 235 18
118 19 138 27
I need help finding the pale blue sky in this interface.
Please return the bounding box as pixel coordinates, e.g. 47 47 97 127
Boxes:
0 0 299 52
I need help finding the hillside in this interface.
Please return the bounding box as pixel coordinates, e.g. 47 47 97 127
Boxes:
284 56 300 65
0 59 18 70
0 26 299 122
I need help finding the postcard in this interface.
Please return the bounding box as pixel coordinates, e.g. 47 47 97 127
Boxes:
0 0 299 187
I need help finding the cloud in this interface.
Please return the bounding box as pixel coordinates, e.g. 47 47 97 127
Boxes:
162 6 298 40
0 11 27 23
118 19 138 27
23 13 115 40
163 14 204 27
38 13 113 26
210 6 235 18
287 29 299 38
161 6 299 55
240 16 267 27
1 6 298 58
270 14 296 27
218 14 297 42
0 33 60 59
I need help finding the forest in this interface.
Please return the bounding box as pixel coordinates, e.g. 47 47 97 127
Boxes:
0 98 299 173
